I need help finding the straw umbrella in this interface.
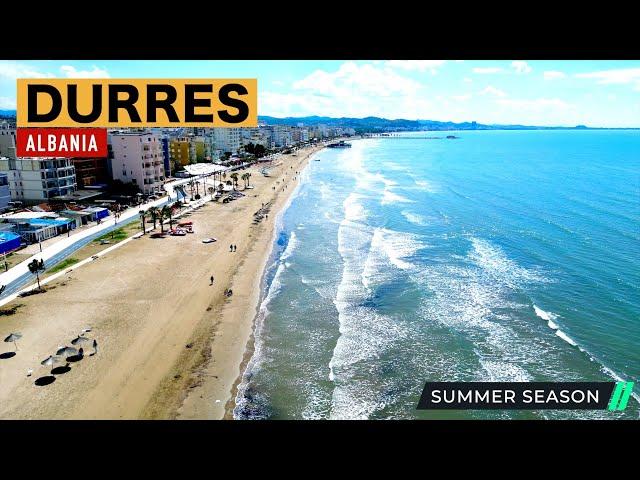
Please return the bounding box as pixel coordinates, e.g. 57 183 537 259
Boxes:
4 333 22 351
55 346 79 358
71 335 93 348
40 355 64 368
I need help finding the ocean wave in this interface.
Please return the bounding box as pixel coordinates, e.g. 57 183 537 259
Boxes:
401 210 429 226
381 188 413 205
533 305 559 330
469 237 549 289
344 193 367 222
555 329 578 347
362 228 425 289
280 231 298 262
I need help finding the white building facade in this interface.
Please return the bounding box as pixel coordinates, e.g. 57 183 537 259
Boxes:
109 131 165 195
213 128 242 154
0 156 77 202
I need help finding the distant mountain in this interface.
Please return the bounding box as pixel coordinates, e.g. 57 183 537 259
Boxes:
258 115 633 132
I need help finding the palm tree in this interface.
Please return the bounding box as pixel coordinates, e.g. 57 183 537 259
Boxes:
230 173 239 190
139 209 147 234
147 206 159 230
28 259 42 290
160 205 171 234
245 172 252 188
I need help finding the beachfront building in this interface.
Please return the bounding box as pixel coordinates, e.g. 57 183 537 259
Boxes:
109 131 165 195
272 126 294 147
213 127 242 155
2 211 76 243
170 137 192 169
0 156 77 203
0 173 10 212
70 157 109 188
0 122 16 160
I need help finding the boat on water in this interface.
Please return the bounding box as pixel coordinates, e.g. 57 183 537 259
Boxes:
327 140 351 148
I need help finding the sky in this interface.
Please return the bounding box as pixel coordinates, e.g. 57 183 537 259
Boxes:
0 60 639 127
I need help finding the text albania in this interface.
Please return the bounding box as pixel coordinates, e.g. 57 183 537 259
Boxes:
25 133 98 153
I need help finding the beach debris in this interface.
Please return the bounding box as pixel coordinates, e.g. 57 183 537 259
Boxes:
26 368 33 377
202 238 217 243
4 332 22 351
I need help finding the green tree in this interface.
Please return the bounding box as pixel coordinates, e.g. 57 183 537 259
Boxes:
28 258 43 290
147 206 159 230
230 173 239 190
160 205 172 234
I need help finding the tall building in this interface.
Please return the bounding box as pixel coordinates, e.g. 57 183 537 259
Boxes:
0 156 77 203
213 128 242 154
169 137 192 169
0 173 10 211
71 158 109 187
0 122 16 160
109 132 165 195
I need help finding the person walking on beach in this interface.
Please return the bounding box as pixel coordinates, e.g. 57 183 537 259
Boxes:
230 244 233 252
210 275 214 285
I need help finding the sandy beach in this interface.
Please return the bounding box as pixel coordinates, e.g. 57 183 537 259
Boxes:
0 144 322 419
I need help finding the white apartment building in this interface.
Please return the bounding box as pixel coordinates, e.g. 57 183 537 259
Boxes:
0 122 16 160
109 131 165 195
213 128 242 154
0 156 77 202
273 125 293 147
241 127 272 149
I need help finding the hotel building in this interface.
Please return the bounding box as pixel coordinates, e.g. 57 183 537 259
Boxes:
109 131 165 195
0 156 77 203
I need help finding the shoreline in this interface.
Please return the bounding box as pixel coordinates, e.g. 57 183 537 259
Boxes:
162 144 322 419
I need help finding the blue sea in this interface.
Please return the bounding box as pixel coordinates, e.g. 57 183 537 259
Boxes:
234 130 640 420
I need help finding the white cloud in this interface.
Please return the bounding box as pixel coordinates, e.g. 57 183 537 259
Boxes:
272 80 285 86
575 67 640 91
0 96 16 109
262 62 433 118
294 62 422 98
511 61 532 74
544 70 566 80
472 67 503 74
385 60 446 73
59 65 110 78
496 98 572 111
463 77 473 83
0 61 54 79
480 86 507 97
452 94 472 102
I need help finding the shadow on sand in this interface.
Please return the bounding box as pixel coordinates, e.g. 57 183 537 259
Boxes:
51 365 71 375
66 354 83 363
0 351 16 359
35 376 56 386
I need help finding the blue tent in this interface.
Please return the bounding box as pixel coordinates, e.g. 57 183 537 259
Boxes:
0 232 21 255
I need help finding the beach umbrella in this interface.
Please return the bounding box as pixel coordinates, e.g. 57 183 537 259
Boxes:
40 355 63 367
55 346 78 357
71 335 93 347
4 333 22 351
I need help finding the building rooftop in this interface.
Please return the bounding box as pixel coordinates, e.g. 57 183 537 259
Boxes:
50 189 104 202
